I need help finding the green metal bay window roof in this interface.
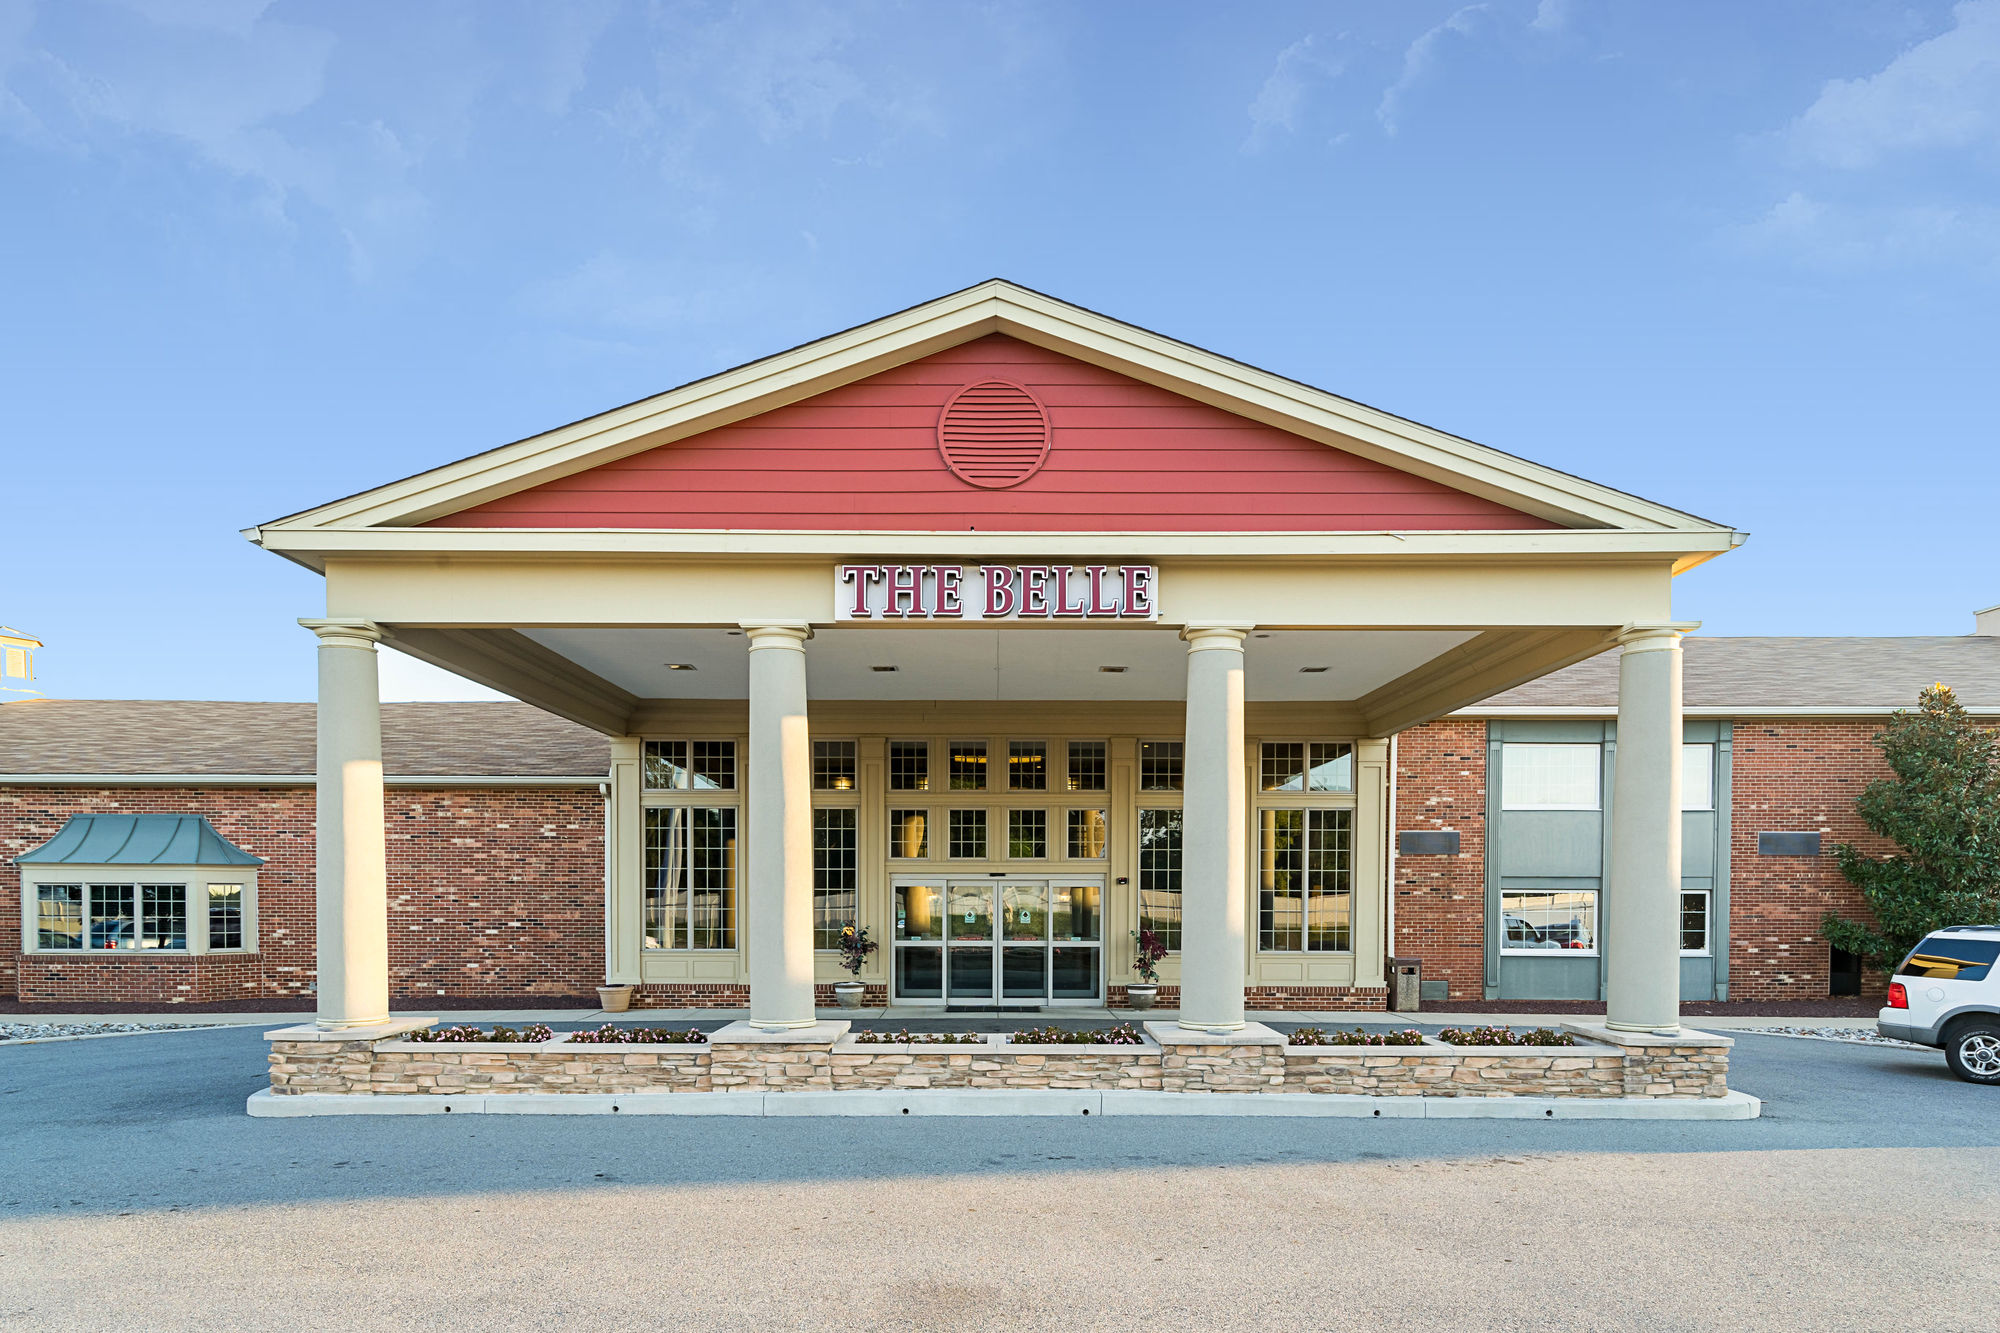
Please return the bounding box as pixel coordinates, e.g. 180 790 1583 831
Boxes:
15 814 264 867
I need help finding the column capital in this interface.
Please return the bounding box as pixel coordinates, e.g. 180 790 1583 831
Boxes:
299 618 383 651
740 622 813 651
1616 621 1699 653
1180 623 1254 652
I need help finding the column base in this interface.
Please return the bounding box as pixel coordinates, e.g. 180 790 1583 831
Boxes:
747 1018 821 1032
1175 1020 1248 1035
1604 1020 1683 1036
315 1015 392 1033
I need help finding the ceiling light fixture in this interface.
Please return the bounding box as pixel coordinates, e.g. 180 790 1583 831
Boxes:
871 665 898 673
1298 666 1328 674
1098 666 1128 674
663 663 697 671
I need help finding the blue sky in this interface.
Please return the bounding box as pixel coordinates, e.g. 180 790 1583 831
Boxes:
4 0 1997 701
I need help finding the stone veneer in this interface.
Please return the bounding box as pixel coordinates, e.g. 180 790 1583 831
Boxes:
267 1020 1734 1100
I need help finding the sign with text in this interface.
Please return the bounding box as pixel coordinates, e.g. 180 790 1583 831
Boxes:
835 564 1158 621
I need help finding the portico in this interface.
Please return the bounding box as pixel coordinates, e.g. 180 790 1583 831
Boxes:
247 280 1738 1042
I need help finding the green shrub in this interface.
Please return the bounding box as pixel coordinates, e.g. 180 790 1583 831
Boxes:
1009 1022 1145 1045
1287 1026 1425 1046
564 1024 706 1044
851 1029 985 1045
1434 1026 1575 1047
407 1023 554 1044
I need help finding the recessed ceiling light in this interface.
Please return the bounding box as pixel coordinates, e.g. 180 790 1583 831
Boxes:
1253 633 1273 639
1098 665 1128 674
871 665 898 673
663 663 697 671
1298 666 1328 673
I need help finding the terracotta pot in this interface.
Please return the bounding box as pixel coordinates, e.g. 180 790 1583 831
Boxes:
1126 984 1158 1011
597 984 634 1013
833 981 866 1010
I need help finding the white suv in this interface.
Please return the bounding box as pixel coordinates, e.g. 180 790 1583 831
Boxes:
1879 926 2000 1084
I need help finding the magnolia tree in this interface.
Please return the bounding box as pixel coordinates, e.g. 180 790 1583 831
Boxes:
1822 684 2000 968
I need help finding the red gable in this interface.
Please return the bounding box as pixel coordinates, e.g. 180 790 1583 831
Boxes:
429 334 1554 532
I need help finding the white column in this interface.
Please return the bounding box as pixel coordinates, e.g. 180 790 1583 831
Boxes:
1178 623 1252 1033
1605 623 1690 1034
743 622 816 1030
301 618 390 1032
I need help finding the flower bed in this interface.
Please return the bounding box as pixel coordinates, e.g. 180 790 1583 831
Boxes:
1010 1022 1145 1045
564 1024 707 1045
1286 1026 1425 1047
405 1023 554 1044
1434 1026 1576 1047
850 1029 984 1045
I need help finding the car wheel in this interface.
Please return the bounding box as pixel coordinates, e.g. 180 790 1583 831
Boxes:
1943 1019 2000 1085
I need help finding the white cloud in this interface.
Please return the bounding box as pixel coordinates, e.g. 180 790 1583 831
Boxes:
1731 190 2000 274
1377 5 1488 136
1786 0 2000 170
1529 0 1577 33
1243 34 1342 150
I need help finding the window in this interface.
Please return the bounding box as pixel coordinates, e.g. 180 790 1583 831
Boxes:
949 741 987 790
889 808 929 859
37 883 82 950
813 741 857 791
1257 809 1352 952
1067 809 1107 859
1500 743 1601 810
140 884 187 950
813 809 858 949
1898 935 1999 982
948 809 988 859
208 884 244 951
90 883 135 950
1008 809 1047 859
644 739 736 791
1681 743 1714 811
1679 889 1710 956
1067 741 1106 792
1008 741 1047 791
1137 808 1182 951
644 807 737 949
1259 741 1354 793
889 741 930 791
1140 741 1183 791
1500 890 1598 954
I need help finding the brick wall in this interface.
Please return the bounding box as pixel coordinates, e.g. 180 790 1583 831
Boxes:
2 785 603 1004
1392 720 1488 1001
1728 720 1893 1000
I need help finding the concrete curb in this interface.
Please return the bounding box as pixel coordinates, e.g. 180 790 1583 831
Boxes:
247 1087 1762 1120
0 1024 237 1047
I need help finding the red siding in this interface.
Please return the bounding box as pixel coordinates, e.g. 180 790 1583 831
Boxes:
432 335 1555 532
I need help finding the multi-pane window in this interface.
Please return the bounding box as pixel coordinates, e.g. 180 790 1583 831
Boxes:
1257 809 1353 952
1008 809 1048 859
1140 741 1183 791
889 741 929 791
1499 890 1598 954
889 809 929 859
813 808 859 949
1066 741 1107 792
1137 808 1183 951
1067 809 1107 859
141 885 187 950
90 883 135 949
948 809 988 859
644 806 738 950
1679 889 1710 955
813 741 857 791
1008 741 1047 791
1500 743 1600 810
1681 743 1715 811
208 884 244 951
36 883 82 950
949 741 987 790
1260 742 1353 792
644 739 737 791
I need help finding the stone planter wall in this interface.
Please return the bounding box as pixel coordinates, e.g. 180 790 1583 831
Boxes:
266 1020 1733 1100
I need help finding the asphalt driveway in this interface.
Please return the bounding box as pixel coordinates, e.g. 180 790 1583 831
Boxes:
0 1027 1993 1331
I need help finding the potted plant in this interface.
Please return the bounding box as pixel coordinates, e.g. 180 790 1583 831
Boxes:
596 980 634 1013
834 923 877 1009
1127 928 1167 1010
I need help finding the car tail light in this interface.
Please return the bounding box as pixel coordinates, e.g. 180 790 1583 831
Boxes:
1887 982 1908 1009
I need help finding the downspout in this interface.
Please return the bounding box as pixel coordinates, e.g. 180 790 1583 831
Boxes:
599 780 613 987
1386 732 1399 970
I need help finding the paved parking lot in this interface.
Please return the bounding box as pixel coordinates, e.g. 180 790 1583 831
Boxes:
1 1026 1994 1331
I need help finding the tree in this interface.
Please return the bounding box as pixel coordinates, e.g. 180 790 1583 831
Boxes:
1822 684 2000 968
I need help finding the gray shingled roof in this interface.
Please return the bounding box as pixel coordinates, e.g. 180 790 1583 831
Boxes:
17 814 264 865
1477 637 2000 712
0 700 609 778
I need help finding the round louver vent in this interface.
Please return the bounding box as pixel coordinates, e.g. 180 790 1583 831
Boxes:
936 380 1051 489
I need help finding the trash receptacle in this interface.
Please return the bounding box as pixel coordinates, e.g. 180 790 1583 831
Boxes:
1387 957 1421 1012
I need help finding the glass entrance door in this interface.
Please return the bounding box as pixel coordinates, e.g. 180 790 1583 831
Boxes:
891 876 1103 1006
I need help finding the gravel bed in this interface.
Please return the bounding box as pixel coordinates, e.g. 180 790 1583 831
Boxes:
0 1021 227 1043
1735 1025 1929 1050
